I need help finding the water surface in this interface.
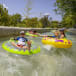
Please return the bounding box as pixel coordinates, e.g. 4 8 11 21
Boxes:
0 32 76 76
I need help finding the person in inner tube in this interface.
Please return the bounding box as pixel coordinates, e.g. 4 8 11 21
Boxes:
32 30 38 35
28 30 33 34
11 31 31 51
59 29 66 39
48 29 66 39
32 30 47 37
47 31 60 39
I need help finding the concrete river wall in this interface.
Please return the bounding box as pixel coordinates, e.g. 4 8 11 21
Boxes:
0 26 57 37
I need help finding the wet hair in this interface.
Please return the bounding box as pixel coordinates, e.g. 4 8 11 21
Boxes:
59 29 64 31
60 31 66 37
33 30 37 33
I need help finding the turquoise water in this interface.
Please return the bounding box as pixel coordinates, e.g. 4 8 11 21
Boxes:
0 32 76 76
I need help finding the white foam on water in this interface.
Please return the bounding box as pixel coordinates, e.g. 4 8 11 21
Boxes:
43 45 52 51
32 70 38 76
33 53 76 76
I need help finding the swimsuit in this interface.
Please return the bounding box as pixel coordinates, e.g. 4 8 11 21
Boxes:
16 37 28 46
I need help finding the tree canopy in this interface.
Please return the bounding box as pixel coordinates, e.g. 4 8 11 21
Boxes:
55 0 76 28
0 0 76 28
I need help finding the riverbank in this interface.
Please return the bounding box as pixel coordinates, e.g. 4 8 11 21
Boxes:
0 26 57 37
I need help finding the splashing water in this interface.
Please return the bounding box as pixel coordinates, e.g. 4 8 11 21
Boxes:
43 45 53 51
0 31 76 76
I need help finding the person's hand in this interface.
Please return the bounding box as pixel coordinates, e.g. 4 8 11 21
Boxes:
27 41 31 45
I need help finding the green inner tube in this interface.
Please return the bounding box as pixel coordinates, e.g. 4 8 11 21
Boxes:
25 32 39 37
2 39 40 55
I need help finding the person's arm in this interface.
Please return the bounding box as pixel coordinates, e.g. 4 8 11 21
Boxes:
39 34 56 38
27 41 31 46
38 34 47 37
25 38 31 46
47 36 56 38
60 35 64 39
26 38 31 50
40 35 56 38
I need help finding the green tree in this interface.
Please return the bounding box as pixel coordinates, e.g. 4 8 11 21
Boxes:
22 17 42 28
51 21 59 28
55 0 76 27
0 4 10 26
10 13 22 26
39 16 51 28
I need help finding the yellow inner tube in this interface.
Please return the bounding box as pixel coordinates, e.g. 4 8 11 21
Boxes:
42 37 72 48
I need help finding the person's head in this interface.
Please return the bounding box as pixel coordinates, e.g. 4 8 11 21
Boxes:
59 29 65 34
29 30 33 34
29 30 33 32
33 30 37 34
54 31 59 37
59 29 66 37
20 31 25 37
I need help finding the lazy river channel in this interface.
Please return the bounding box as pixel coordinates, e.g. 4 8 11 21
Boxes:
0 31 76 76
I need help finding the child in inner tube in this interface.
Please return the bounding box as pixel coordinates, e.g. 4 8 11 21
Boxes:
27 30 47 37
11 31 31 51
47 31 60 39
31 30 47 37
48 29 66 39
32 30 39 36
28 30 33 34
59 29 66 39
